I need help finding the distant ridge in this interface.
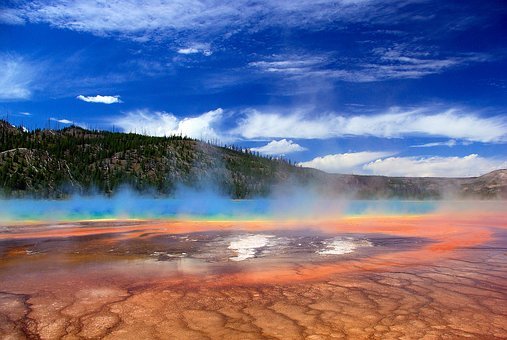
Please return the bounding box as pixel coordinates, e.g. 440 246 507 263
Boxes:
1 121 505 199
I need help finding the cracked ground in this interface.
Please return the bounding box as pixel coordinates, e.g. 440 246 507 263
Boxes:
1 209 506 339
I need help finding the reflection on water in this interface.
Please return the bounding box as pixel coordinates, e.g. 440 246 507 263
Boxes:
175 257 211 275
0 217 435 285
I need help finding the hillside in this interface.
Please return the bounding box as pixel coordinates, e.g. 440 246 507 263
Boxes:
0 121 506 199
0 121 311 198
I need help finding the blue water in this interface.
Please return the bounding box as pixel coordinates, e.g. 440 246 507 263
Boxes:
0 193 439 222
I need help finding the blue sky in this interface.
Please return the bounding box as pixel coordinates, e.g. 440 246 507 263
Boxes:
1 0 506 177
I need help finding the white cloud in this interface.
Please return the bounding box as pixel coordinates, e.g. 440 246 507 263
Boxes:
0 54 35 101
19 112 32 116
411 139 460 148
298 152 507 177
250 50 490 82
363 154 507 177
0 55 127 101
234 109 333 139
3 0 376 40
177 43 212 56
250 139 306 155
50 117 73 124
76 94 122 104
249 56 327 74
234 107 507 143
3 2 492 84
298 151 393 173
354 48 491 81
114 108 225 141
0 8 25 25
178 48 200 54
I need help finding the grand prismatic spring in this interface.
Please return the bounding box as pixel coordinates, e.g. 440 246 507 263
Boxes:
0 198 506 339
2 0 507 339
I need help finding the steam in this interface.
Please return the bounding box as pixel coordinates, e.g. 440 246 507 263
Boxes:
318 237 372 255
0 184 442 223
228 234 275 261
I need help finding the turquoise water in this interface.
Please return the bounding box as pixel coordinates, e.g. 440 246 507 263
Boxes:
0 194 439 222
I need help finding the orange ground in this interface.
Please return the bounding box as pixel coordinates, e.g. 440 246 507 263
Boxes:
1 209 506 338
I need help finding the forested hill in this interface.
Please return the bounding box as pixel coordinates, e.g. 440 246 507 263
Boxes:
0 120 311 198
1 120 506 199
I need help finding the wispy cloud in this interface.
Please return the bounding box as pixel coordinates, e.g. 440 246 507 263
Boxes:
249 48 491 82
299 151 394 174
49 117 89 129
361 46 491 81
250 139 306 155
0 54 36 101
2 0 378 40
50 117 73 124
114 108 226 141
233 107 507 142
249 56 327 74
112 105 507 144
76 94 122 104
6 111 33 118
0 52 130 101
2 1 497 92
410 139 466 148
363 154 507 177
0 8 25 24
177 43 212 56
